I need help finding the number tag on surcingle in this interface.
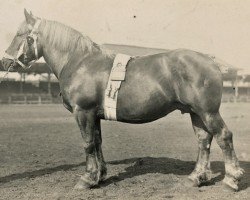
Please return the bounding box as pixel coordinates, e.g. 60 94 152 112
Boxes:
110 62 126 81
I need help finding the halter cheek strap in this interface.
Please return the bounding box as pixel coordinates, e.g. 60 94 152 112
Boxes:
3 19 41 69
28 19 41 60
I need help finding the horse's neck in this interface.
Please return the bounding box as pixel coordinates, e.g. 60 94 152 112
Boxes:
39 20 101 79
42 44 102 79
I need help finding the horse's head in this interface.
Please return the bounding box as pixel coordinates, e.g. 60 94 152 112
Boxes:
1 9 43 71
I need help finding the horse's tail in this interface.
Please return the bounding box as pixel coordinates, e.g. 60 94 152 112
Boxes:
206 54 235 74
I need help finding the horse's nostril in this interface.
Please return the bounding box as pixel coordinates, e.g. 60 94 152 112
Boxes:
1 58 14 71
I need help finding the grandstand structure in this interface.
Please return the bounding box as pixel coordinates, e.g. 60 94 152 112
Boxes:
0 44 250 104
0 62 59 104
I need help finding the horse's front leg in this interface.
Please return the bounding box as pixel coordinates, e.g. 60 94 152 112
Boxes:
74 106 104 189
94 119 107 181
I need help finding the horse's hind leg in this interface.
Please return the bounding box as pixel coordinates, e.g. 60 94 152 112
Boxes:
201 112 244 190
189 113 213 186
74 106 105 189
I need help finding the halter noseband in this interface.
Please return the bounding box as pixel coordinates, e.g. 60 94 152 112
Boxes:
3 19 41 69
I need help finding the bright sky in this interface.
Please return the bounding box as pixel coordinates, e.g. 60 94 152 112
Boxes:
1 0 250 73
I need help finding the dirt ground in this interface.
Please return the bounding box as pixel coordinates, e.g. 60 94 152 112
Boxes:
0 103 249 200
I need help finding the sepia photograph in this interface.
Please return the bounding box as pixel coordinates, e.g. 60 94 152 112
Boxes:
0 0 249 199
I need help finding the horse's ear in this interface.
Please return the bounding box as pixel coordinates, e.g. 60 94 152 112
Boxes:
24 8 35 26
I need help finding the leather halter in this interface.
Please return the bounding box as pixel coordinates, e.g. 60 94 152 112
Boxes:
3 19 41 69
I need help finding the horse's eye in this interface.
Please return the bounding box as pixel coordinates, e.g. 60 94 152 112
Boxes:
27 36 34 46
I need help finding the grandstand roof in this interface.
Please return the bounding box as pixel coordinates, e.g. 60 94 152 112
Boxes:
0 44 246 82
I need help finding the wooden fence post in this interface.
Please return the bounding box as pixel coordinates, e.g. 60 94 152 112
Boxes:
8 96 12 104
38 95 42 105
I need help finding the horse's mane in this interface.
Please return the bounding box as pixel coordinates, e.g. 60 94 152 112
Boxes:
41 19 111 56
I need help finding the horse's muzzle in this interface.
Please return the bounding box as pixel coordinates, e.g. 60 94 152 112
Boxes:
1 58 16 72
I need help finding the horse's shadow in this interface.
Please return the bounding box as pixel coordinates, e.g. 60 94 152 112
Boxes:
102 157 224 187
0 157 249 191
101 157 249 191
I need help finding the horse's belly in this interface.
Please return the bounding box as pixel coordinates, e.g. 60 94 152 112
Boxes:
116 84 175 123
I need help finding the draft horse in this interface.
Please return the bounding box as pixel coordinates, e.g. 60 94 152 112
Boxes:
2 10 244 190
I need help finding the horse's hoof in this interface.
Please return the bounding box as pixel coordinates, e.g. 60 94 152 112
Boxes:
74 179 91 190
233 168 244 180
74 174 98 190
226 165 244 180
223 176 239 191
188 174 201 187
188 170 212 187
